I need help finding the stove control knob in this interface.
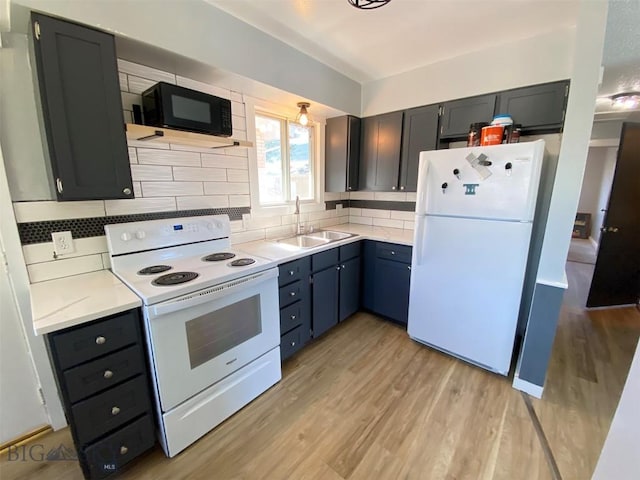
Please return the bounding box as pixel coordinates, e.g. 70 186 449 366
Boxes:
135 230 146 240
213 220 222 229
120 232 132 242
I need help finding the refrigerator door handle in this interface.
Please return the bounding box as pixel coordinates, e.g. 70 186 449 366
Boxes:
414 215 427 266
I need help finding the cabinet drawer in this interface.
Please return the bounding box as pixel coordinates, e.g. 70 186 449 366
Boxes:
340 242 361 261
63 345 145 404
72 375 150 445
280 301 304 334
279 281 304 308
280 326 304 361
52 310 140 370
312 248 339 272
278 256 310 287
376 243 412 264
83 413 155 480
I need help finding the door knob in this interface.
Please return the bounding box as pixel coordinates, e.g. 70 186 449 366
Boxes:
608 226 619 233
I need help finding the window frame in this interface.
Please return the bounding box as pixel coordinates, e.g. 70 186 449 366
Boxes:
246 97 325 217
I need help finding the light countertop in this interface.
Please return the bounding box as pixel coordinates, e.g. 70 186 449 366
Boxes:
239 224 414 263
31 270 141 336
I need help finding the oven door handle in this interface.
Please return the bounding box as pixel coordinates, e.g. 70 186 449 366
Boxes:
150 268 278 317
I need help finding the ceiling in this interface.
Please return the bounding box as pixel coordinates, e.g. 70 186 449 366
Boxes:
207 0 581 83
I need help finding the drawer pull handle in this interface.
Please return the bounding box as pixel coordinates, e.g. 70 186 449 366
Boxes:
103 370 114 379
95 336 106 345
290 315 296 320
291 341 296 347
111 406 120 416
290 292 296 297
120 445 128 455
289 270 295 276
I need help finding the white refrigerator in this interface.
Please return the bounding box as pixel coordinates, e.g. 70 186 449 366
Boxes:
407 140 545 375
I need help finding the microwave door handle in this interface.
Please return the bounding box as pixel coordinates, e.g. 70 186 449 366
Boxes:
151 268 277 317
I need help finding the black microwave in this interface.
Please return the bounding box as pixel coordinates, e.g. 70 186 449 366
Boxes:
141 82 233 136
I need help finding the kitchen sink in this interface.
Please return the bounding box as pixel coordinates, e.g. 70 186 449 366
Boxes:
277 236 330 248
276 230 356 249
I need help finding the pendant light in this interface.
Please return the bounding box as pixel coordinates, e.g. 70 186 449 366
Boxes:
347 0 392 9
296 102 311 126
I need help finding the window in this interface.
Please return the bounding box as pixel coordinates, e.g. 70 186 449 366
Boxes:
255 112 314 206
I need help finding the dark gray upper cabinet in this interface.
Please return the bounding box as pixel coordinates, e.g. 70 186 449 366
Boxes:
399 105 439 192
439 94 497 139
325 115 360 192
31 13 133 201
497 81 569 133
359 111 404 191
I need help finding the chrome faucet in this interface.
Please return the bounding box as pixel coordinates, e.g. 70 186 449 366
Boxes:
295 196 304 234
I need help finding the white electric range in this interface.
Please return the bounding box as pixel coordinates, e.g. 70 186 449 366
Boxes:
105 214 281 457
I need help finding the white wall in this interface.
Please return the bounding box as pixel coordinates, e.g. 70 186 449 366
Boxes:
361 28 575 116
12 0 360 115
577 148 606 238
593 146 618 244
536 0 608 284
592 339 640 480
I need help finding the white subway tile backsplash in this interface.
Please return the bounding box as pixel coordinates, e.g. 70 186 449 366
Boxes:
374 192 407 201
202 153 248 169
372 218 404 229
176 196 230 210
231 130 247 141
308 209 336 221
14 201 105 222
204 182 250 195
390 210 415 221
137 149 201 167
265 224 295 239
127 75 158 95
176 76 231 99
28 255 104 283
406 192 418 202
120 91 142 111
101 253 111 269
232 115 246 131
117 59 176 84
127 139 170 150
324 192 340 201
131 165 173 181
243 215 281 230
141 182 203 197
105 197 176 216
349 208 362 216
230 220 244 232
173 166 226 182
231 101 245 117
226 169 249 182
133 182 142 197
230 91 243 103
223 147 248 158
361 209 391 219
229 195 250 207
128 147 137 164
349 192 375 201
230 229 266 245
349 216 373 225
22 236 109 265
118 72 128 91
403 221 415 230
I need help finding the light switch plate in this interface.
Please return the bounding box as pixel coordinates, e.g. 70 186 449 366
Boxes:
51 231 75 255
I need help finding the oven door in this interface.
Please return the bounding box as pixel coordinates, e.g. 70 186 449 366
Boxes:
144 268 280 412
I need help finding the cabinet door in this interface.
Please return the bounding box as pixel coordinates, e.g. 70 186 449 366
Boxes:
440 94 497 139
312 266 339 338
325 116 361 192
400 105 439 192
32 13 133 200
339 256 361 322
497 81 569 132
360 111 403 191
373 259 411 325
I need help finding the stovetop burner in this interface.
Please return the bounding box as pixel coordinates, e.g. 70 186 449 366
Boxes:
203 252 236 262
230 258 256 267
152 271 199 286
138 265 172 275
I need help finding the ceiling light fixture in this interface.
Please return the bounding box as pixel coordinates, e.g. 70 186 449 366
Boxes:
296 102 311 126
611 92 640 109
347 0 392 10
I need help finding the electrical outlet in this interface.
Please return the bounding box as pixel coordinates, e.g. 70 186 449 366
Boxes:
51 231 75 255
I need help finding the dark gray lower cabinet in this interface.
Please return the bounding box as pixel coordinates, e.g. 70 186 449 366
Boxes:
363 241 413 325
278 256 311 361
46 309 154 479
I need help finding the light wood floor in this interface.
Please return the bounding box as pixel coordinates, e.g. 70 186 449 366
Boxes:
2 262 638 480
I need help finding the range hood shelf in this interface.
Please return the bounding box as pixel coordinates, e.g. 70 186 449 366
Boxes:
125 124 253 149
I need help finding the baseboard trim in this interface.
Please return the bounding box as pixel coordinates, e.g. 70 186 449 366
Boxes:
588 236 598 251
0 425 52 454
512 376 544 398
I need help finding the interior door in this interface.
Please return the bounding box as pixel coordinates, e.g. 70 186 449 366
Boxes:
587 123 640 307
